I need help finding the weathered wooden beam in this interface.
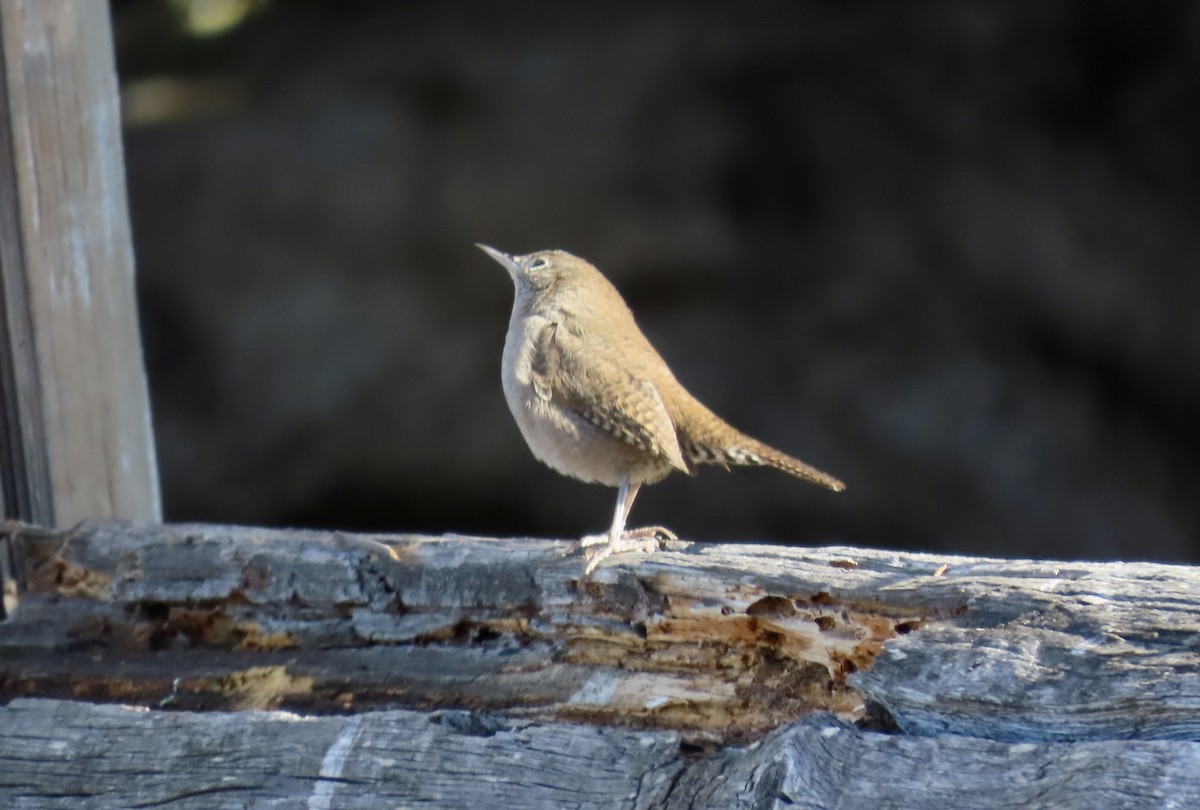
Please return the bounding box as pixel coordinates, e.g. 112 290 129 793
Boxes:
0 0 160 525
0 522 932 740
2 698 1197 809
1 522 1199 807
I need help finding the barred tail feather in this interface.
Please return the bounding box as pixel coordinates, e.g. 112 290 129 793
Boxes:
723 438 846 491
669 389 845 492
684 429 845 491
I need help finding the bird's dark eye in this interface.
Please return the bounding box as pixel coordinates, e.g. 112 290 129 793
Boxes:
527 257 548 270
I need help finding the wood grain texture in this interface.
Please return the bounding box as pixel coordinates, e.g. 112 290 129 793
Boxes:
672 712 1200 810
0 698 683 810
2 521 1199 807
2 699 1197 809
0 0 160 525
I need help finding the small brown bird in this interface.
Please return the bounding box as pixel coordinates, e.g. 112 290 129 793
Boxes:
479 245 844 574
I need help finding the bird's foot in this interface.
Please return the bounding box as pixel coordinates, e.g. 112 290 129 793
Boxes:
579 526 677 575
579 525 676 547
332 533 400 561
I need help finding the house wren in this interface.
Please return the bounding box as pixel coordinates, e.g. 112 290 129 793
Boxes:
478 245 844 574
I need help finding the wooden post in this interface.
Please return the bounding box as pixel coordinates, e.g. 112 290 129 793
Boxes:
0 1 160 525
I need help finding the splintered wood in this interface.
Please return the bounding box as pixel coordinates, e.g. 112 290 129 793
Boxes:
0 523 939 744
2 522 1200 808
559 572 931 739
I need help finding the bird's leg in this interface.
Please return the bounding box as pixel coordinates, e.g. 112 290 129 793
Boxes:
580 477 639 548
580 477 673 574
612 481 677 542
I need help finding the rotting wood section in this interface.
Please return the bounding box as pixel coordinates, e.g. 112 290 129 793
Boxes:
2 521 1200 808
0 521 940 744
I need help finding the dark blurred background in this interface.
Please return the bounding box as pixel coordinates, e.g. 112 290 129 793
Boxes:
112 0 1200 562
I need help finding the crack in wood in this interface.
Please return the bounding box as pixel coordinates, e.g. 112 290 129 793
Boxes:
0 522 946 744
3 522 1200 806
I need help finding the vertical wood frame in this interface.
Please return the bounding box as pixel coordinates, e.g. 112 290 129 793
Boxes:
0 1 160 525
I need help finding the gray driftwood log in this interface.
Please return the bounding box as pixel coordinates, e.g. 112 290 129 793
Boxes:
1 521 1198 808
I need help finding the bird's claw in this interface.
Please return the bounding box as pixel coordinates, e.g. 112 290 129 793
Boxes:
578 526 675 575
579 525 675 548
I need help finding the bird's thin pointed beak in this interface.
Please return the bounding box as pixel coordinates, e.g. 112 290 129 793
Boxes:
476 243 521 279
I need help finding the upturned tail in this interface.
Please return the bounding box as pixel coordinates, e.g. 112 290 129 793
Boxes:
707 435 845 491
673 396 845 492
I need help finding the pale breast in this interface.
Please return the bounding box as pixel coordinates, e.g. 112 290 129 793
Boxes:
500 312 673 487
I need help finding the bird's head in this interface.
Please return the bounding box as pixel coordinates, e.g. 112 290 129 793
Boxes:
476 244 588 293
